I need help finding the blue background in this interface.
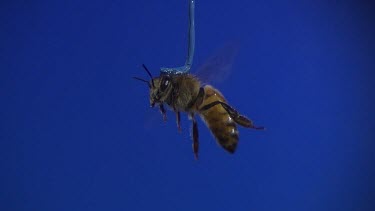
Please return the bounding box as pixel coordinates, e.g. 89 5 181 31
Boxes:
1 0 375 210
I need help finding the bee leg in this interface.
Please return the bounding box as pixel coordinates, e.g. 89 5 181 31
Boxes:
159 104 167 122
190 113 199 160
200 101 264 130
176 111 182 132
220 102 265 130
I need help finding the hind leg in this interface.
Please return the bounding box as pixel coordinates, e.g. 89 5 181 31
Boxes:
200 101 264 130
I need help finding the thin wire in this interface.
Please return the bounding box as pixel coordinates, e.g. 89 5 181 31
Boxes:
160 0 195 75
185 0 195 69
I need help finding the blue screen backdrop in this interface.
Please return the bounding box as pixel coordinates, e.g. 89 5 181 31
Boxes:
1 0 374 210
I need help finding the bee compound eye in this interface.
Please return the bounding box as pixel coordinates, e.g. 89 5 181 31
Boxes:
160 77 170 91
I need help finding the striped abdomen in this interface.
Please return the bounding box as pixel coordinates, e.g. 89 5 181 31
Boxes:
198 85 239 153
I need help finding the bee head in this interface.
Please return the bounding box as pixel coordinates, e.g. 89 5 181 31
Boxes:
133 64 173 107
149 75 173 107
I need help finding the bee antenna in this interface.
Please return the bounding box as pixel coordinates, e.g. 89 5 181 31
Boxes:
142 64 155 88
132 76 151 88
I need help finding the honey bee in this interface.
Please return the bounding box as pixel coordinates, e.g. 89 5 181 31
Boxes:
133 64 264 159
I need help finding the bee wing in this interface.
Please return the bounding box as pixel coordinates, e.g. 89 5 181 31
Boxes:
194 41 240 85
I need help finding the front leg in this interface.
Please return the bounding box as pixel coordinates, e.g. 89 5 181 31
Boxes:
176 111 181 132
159 104 167 122
190 113 199 160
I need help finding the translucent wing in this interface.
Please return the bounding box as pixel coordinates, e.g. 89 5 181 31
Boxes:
194 41 240 85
